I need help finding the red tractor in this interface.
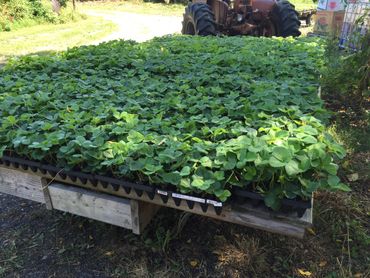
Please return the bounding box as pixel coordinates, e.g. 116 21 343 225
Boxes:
182 0 301 37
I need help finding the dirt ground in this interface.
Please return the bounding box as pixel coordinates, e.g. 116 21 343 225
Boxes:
0 157 369 278
85 10 182 43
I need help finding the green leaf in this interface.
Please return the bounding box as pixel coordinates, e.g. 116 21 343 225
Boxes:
285 160 302 176
306 181 320 193
272 146 292 163
129 158 146 171
199 156 212 168
6 116 17 125
162 172 181 185
143 163 162 174
191 175 204 188
332 183 351 192
327 175 340 187
245 152 257 162
264 188 282 211
180 166 191 176
223 154 236 170
180 178 191 188
191 175 213 190
214 189 231 202
127 130 144 143
300 125 319 135
238 150 257 166
301 135 318 144
157 148 182 163
243 167 256 180
322 163 338 175
213 171 225 181
297 155 311 171
269 156 286 167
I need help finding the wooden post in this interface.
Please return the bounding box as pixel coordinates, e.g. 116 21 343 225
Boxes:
131 200 160 235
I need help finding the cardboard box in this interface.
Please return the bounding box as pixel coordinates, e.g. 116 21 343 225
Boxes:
314 10 345 35
317 0 347 11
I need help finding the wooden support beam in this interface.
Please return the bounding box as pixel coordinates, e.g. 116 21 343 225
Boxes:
48 183 133 230
0 167 44 203
131 200 161 235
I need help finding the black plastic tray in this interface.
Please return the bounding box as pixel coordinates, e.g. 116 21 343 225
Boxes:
232 189 311 217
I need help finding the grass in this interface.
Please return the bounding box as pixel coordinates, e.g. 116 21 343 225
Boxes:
0 17 117 64
79 1 185 16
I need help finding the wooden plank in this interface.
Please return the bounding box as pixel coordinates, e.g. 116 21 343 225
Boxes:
48 183 132 230
0 167 44 203
131 200 160 235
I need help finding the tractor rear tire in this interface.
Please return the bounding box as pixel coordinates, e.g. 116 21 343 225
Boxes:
182 3 217 36
272 0 301 37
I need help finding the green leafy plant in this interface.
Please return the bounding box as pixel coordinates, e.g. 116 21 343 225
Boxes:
0 36 349 209
322 12 370 107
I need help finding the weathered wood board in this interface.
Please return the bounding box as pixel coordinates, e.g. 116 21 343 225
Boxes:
49 183 133 230
0 167 44 203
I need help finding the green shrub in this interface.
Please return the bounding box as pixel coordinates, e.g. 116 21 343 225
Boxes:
0 0 82 31
0 0 31 20
322 25 370 107
29 0 56 21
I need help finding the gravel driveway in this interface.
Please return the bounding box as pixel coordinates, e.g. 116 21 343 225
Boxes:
85 10 183 43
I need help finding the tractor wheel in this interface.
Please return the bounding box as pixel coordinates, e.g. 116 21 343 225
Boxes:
271 0 301 37
182 3 216 36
